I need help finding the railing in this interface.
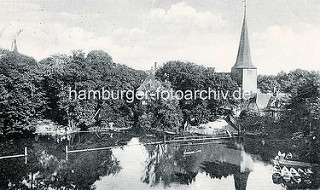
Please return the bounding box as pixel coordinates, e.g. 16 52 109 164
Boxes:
0 135 231 162
64 135 232 160
0 147 28 164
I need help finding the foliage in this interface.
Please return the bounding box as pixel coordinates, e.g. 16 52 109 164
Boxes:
257 70 320 163
0 49 147 134
0 49 47 134
279 71 320 132
1 48 319 137
237 110 279 133
156 61 239 125
43 50 147 129
136 80 184 131
256 69 320 132
258 69 319 93
0 135 122 189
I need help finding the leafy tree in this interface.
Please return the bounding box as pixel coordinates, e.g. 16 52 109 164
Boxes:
156 61 239 125
257 69 319 93
136 79 183 131
40 50 146 129
280 71 320 131
0 48 148 134
0 49 47 134
265 70 320 163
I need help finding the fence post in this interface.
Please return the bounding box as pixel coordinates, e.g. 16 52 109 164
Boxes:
65 145 68 161
24 147 28 164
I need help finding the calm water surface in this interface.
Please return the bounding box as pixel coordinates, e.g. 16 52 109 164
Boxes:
0 132 319 190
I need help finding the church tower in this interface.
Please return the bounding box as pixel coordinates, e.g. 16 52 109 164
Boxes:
231 4 257 93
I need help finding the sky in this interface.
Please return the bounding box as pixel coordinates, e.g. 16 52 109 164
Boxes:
0 0 319 75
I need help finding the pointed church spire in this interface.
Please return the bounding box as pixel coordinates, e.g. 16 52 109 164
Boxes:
232 1 256 69
231 1 257 93
11 29 23 53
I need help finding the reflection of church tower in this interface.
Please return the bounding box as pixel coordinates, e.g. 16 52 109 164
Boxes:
234 171 250 190
231 4 257 93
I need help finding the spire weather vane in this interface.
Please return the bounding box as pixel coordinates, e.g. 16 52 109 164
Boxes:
242 0 247 13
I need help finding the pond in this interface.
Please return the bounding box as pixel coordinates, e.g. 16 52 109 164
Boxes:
0 132 319 190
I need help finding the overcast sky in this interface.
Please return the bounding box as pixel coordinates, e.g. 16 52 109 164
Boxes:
0 0 319 74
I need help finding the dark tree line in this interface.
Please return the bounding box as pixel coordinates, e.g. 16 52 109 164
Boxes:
244 69 320 163
0 50 243 134
1 48 319 139
0 49 47 134
156 61 240 126
257 69 320 135
0 49 147 135
258 69 319 93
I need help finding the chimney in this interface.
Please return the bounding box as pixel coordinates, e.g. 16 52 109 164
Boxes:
154 62 157 71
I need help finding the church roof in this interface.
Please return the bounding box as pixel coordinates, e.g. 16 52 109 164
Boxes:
247 92 289 111
233 9 256 69
137 70 163 92
247 93 271 111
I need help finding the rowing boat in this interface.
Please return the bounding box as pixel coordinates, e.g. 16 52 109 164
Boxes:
278 159 312 167
290 168 301 184
281 166 292 182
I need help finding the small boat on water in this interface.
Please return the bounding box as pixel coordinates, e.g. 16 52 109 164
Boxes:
164 130 177 135
274 151 318 168
272 165 282 183
290 168 301 184
306 168 313 174
297 168 314 185
278 159 313 167
272 173 282 184
272 151 319 188
273 158 279 166
272 165 281 173
183 149 202 156
297 168 311 178
278 151 285 158
301 168 314 183
285 152 293 160
150 129 177 136
298 168 307 176
281 166 292 182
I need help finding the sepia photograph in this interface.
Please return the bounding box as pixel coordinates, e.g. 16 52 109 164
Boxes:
0 0 319 189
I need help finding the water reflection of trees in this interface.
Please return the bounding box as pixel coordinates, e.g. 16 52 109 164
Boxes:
142 141 251 189
0 133 132 189
201 161 250 190
142 144 198 186
242 134 320 166
61 150 121 189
